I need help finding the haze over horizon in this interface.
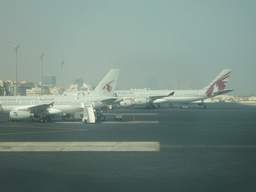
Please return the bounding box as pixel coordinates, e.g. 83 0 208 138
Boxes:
1 0 255 96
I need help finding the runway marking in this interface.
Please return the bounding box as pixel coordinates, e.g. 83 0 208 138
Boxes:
0 142 160 152
55 122 87 124
161 145 256 148
0 129 86 136
0 125 74 130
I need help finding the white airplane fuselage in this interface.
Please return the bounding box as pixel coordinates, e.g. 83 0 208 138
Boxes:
152 90 207 104
0 95 113 115
116 69 233 107
0 69 120 123
115 89 206 104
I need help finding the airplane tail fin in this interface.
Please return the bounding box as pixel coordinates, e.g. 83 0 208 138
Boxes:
202 69 232 97
92 69 120 97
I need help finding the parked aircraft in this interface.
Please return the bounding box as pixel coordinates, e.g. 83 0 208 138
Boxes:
115 69 233 109
114 90 174 108
0 69 119 123
66 89 174 108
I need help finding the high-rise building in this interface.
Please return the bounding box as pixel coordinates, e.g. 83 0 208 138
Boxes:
43 76 56 87
75 78 83 89
9 82 34 96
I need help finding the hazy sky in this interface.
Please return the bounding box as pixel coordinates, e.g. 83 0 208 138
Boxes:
1 0 255 96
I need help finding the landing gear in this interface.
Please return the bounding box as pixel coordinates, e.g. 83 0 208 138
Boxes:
62 113 71 121
198 104 206 109
145 104 156 109
39 118 45 123
95 110 106 121
198 100 206 109
39 115 52 123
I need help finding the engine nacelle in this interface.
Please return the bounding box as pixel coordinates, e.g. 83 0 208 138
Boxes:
134 98 150 105
10 110 34 120
120 100 135 107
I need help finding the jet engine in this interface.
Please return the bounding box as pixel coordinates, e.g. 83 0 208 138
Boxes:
120 99 135 107
134 98 150 105
9 110 34 120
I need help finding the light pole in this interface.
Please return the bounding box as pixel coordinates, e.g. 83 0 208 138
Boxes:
14 44 20 96
61 61 64 94
40 53 44 96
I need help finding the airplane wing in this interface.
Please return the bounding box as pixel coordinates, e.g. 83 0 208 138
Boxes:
148 92 175 101
113 97 123 103
100 98 118 105
20 102 55 114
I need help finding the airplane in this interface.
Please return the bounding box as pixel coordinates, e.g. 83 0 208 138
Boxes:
0 69 119 123
115 69 233 109
114 90 174 108
65 88 174 108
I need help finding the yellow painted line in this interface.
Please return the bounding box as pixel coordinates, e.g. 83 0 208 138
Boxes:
0 142 160 152
161 145 256 148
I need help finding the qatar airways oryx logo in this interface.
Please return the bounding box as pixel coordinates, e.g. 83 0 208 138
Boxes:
206 71 231 96
103 80 115 92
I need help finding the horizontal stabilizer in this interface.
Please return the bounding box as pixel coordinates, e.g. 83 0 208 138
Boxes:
213 89 233 96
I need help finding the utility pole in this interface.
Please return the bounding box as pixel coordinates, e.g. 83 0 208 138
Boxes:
40 53 44 96
14 44 20 96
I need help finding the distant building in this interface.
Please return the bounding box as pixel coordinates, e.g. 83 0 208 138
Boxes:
43 76 56 87
0 86 5 96
65 84 79 93
4 80 14 92
50 87 61 95
75 78 83 89
86 84 93 91
0 80 4 87
26 86 50 96
9 85 15 95
9 82 34 96
79 83 92 91
26 87 41 96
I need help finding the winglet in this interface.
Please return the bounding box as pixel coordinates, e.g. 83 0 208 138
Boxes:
168 92 175 96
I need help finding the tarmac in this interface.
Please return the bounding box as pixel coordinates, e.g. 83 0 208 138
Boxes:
0 103 255 192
